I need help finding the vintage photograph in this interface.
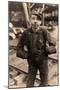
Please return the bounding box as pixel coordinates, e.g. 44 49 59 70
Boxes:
8 1 58 88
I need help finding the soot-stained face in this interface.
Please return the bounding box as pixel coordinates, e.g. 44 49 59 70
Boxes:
30 14 41 32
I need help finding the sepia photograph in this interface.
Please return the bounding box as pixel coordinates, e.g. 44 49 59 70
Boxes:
8 1 59 88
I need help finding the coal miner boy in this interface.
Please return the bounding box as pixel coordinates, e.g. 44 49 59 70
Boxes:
16 14 56 87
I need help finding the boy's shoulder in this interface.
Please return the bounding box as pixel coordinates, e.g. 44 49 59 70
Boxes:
22 28 32 37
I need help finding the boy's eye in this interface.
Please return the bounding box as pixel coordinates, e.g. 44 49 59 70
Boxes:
32 17 35 20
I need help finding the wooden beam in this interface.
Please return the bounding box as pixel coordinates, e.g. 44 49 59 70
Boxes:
22 3 30 28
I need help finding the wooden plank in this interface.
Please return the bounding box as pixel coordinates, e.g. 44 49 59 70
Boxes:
9 53 28 73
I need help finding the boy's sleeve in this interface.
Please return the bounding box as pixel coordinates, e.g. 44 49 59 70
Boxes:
16 32 28 59
44 29 56 54
44 29 56 46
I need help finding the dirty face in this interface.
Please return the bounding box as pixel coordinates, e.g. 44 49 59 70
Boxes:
30 15 40 32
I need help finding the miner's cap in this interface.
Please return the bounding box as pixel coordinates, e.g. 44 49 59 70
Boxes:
31 13 41 20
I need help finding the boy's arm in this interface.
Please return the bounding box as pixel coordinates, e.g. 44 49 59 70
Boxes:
16 32 28 59
44 29 56 54
44 29 56 46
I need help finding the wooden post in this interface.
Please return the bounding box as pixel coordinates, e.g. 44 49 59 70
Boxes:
42 4 45 26
22 3 30 28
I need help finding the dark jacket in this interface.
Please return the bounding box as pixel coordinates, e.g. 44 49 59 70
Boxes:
16 27 56 59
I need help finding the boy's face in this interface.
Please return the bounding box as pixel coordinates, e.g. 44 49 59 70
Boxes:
30 15 40 32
